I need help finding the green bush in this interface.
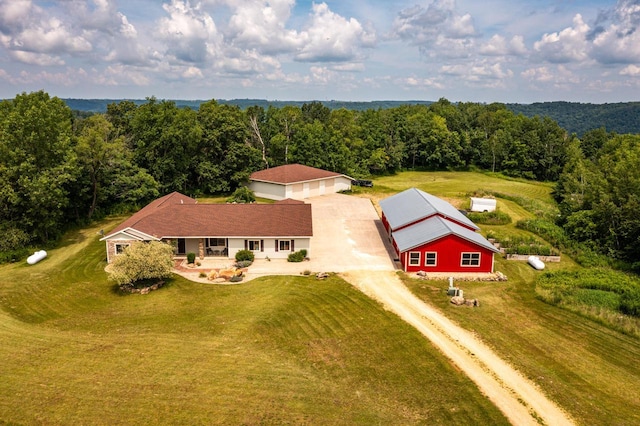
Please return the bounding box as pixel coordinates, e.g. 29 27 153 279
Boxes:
187 252 196 264
235 260 253 268
235 249 255 262
226 186 255 204
229 275 243 283
467 211 512 225
287 250 306 262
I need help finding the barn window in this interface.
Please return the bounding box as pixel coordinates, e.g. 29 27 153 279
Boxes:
425 252 437 266
248 240 261 251
408 252 420 266
279 240 291 251
461 252 480 266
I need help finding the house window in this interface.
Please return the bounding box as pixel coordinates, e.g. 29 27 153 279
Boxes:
279 240 291 251
425 252 437 266
208 238 226 247
115 243 130 255
248 240 261 251
461 252 481 267
408 252 420 266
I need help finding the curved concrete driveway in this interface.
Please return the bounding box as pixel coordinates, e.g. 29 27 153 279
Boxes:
246 193 397 276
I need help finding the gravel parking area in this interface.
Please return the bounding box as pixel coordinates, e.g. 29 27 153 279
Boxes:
244 193 397 279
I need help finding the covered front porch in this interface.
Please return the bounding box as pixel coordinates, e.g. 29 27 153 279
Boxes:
168 237 230 259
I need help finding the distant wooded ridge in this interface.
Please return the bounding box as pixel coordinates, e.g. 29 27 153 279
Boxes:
62 98 640 136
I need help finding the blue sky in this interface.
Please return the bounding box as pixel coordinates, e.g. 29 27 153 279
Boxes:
1 0 639 103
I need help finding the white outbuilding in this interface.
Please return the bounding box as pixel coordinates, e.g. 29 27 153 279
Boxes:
470 197 497 213
249 164 353 201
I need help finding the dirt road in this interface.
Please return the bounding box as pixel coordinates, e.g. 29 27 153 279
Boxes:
342 270 575 426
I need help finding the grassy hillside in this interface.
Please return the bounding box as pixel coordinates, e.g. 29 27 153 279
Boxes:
3 170 640 425
0 220 507 424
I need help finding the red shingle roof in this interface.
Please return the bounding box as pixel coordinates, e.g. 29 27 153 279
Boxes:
105 192 312 239
250 164 345 184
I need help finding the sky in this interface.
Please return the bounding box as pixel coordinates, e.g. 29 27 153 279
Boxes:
1 0 640 103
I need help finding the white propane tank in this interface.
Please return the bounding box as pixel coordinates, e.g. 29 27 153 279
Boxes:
27 250 47 265
528 255 545 270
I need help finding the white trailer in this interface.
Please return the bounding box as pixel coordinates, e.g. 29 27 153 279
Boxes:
470 197 497 212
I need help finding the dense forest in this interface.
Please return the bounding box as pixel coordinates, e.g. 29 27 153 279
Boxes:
63 98 640 136
1 91 639 266
508 101 640 136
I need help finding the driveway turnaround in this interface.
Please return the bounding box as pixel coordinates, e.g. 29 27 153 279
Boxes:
247 193 397 276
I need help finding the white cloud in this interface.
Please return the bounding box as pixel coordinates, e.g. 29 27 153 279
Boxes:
157 0 220 64
480 34 527 56
0 0 34 33
441 60 513 84
533 14 590 63
521 65 580 87
591 0 640 64
620 64 640 76
392 0 477 44
9 50 65 66
294 2 376 62
226 0 300 54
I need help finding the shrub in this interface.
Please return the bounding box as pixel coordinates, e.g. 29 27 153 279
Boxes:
288 250 306 262
229 275 243 283
235 260 253 268
199 272 207 278
235 249 254 262
187 252 196 264
227 186 255 204
109 241 174 286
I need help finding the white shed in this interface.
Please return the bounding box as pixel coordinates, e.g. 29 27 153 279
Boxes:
470 197 497 212
249 164 353 201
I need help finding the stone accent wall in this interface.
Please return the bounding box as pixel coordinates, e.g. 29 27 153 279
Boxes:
198 238 205 259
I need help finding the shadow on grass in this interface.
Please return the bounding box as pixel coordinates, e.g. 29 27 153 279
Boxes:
110 277 175 296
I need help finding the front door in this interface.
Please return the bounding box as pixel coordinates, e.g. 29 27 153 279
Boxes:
177 238 186 255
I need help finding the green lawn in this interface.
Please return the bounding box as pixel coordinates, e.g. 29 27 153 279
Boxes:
0 220 508 425
3 170 639 425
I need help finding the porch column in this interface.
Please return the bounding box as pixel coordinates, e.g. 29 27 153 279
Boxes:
198 239 205 259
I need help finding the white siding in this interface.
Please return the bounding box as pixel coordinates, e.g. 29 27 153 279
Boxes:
228 238 311 259
333 176 352 192
249 181 287 200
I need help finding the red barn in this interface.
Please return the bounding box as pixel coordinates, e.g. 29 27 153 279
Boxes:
379 188 499 273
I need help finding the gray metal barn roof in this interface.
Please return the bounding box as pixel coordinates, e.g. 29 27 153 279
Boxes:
379 188 478 231
392 215 499 253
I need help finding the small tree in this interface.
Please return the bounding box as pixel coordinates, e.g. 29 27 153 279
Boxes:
227 186 256 204
109 241 174 287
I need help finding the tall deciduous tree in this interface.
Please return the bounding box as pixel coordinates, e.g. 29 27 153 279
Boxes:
0 91 76 243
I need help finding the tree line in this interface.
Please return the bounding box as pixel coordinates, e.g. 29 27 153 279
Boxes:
3 90 635 264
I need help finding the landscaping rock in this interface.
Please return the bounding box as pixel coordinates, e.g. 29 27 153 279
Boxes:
316 272 329 279
451 296 465 305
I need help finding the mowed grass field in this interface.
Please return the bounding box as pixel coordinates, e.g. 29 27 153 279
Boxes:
0 219 508 424
359 171 640 425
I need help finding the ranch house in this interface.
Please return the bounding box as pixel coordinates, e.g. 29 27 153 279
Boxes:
100 192 312 263
379 188 499 273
